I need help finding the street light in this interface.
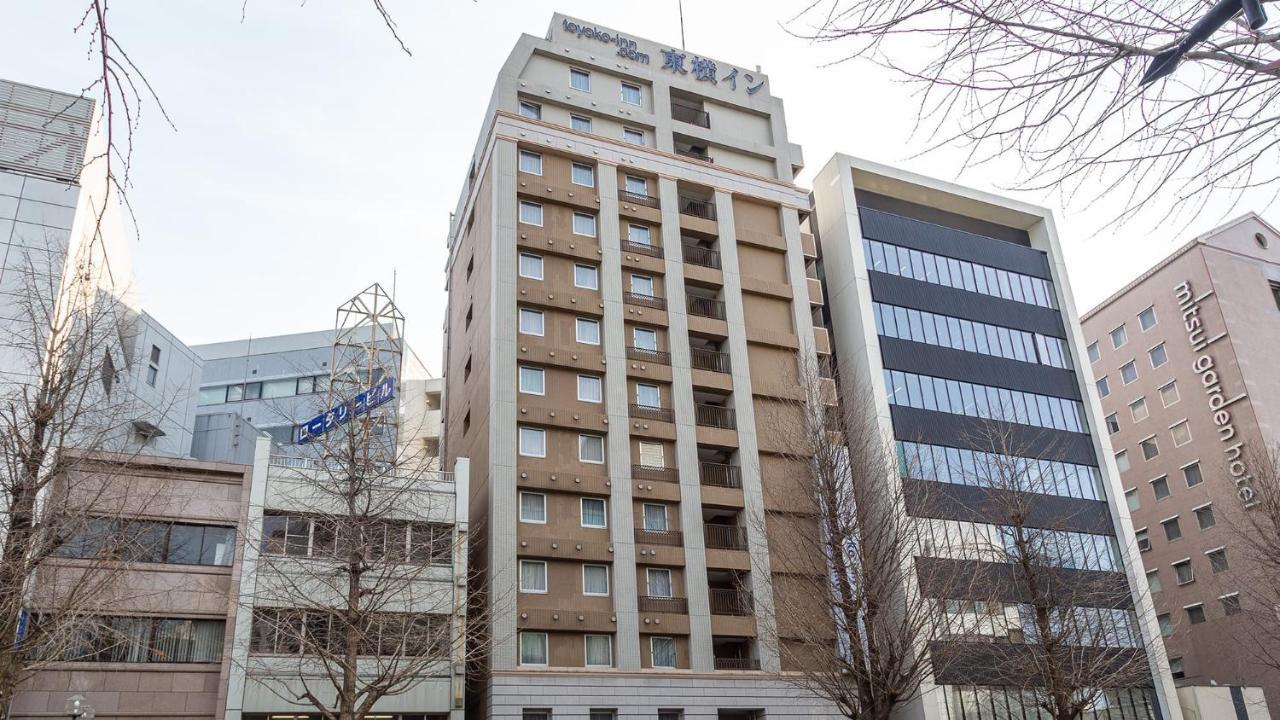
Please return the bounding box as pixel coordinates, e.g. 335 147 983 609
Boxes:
65 695 94 720
1140 0 1269 84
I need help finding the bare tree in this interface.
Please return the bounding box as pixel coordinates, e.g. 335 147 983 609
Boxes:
789 0 1280 223
1221 442 1280 676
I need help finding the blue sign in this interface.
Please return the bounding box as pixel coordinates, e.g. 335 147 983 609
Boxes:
294 376 397 444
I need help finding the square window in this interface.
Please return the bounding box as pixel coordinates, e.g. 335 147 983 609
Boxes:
577 374 603 403
628 224 652 246
519 200 543 226
634 327 658 351
519 366 545 395
631 274 655 296
1129 397 1148 422
638 442 665 469
1115 450 1130 473
244 382 262 400
1171 420 1192 447
519 308 544 336
624 127 645 145
1158 613 1174 637
1174 560 1194 584
1105 413 1120 434
647 567 673 596
519 150 543 175
576 317 601 345
1096 376 1110 398
1110 325 1128 349
573 212 598 237
520 560 548 593
625 175 648 195
652 637 678 669
570 68 592 91
1149 343 1168 368
1194 505 1216 531
1163 517 1182 541
642 503 668 531
519 252 544 279
1120 361 1138 384
579 435 606 465
571 162 595 187
519 101 542 119
1087 342 1100 363
571 114 592 132
1186 604 1206 624
519 631 548 665
1125 489 1140 512
1139 306 1158 331
1151 476 1170 500
583 564 610 596
518 426 546 457
1146 570 1162 594
1222 594 1242 616
1207 548 1229 573
1140 436 1160 461
575 263 599 290
621 82 642 105
519 492 547 523
636 383 661 408
584 634 613 667
1160 381 1180 407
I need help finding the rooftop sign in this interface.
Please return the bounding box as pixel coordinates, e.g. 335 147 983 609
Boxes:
294 376 397 444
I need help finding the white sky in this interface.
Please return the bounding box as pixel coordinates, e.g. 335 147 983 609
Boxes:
4 1 1275 374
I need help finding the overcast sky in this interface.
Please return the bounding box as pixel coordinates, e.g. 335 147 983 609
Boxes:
4 1 1275 374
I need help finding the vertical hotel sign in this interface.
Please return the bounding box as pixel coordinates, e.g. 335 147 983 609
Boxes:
1175 280 1258 507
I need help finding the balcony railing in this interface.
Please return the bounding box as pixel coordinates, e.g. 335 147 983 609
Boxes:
627 346 671 365
621 240 664 258
619 189 659 209
624 291 666 310
713 656 761 671
635 528 683 546
704 524 749 551
679 195 717 221
700 462 742 489
638 595 689 614
686 296 726 320
689 347 731 374
672 104 711 128
695 404 736 430
632 464 679 484
630 403 674 423
677 147 713 164
708 588 754 615
682 243 721 269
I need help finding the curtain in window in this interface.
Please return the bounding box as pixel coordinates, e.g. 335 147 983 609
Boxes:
651 637 676 667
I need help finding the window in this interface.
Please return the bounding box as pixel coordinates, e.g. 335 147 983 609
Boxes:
1163 516 1182 541
1106 413 1120 434
519 493 547 524
1158 614 1174 637
1186 604 1206 625
1087 342 1100 363
518 426 546 457
573 212 598 237
574 263 599 290
1273 281 1280 311
1096 376 1111 398
1125 489 1140 512
1129 397 1148 422
1195 504 1216 530
1151 476 1170 500
262 379 295 399
519 366 545 395
519 631 548 665
625 175 648 195
623 127 645 145
636 383 661 408
638 442 665 469
47 615 225 663
518 150 543 175
646 567 673 597
1149 342 1168 368
145 364 159 387
1206 547 1229 574
524 712 551 720
576 317 601 344
1159 380 1180 407
579 496 606 527
519 252 544 279
1139 306 1158 331
583 564 610 596
519 560 548 593
633 327 658 351
1170 656 1185 679
571 162 595 187
1115 450 1130 473
1222 594 1242 616
590 711 616 720
198 387 224 406
1140 436 1160 461
1171 420 1192 447
570 67 591 91
630 274 655 296
244 382 263 400
519 101 542 119
584 635 613 667
642 503 668 531
1164 463 1195 493
1110 325 1128 349
1120 361 1138 384
1136 528 1150 552
621 82 642 105
627 223 652 246
518 308 544 336
577 374 603 403
1147 570 1162 594
652 637 677 669
1174 559 1194 584
571 114 592 132
519 200 543 226
296 376 317 395
579 434 606 464
57 518 235 567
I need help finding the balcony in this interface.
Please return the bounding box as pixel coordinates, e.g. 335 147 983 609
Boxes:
638 595 689 614
690 347 731 374
672 103 711 128
627 346 671 365
676 147 713 164
630 403 674 423
713 656 761 671
624 291 666 310
709 588 754 615
679 195 717 221
686 295 726 320
621 239 664 259
695 404 736 430
619 189 659 209
682 242 721 270
704 524 749 551
635 528 683 546
700 462 742 489
632 463 678 484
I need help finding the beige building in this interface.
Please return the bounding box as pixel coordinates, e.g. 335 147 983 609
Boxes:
443 14 838 719
1082 213 1280 709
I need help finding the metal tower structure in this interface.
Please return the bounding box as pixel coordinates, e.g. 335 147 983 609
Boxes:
326 282 405 462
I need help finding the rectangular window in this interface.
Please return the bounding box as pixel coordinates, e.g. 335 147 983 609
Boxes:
519 366 545 395
577 374 603 403
574 263 599 290
621 82 642 105
198 387 225 406
624 127 645 145
1147 570 1162 594
1151 476 1170 500
518 150 543 175
1136 528 1150 552
1158 613 1174 637
519 101 542 119
590 711 616 720
1139 306 1158 331
584 635 613 667
1096 376 1110 398
625 175 648 195
1195 504 1216 530
1105 413 1120 434
651 637 677 668
1140 436 1160 461
262 379 295 399
1115 450 1130 473
519 200 543 226
518 252 544 279
519 560 548 593
518 308 544 336
1163 517 1182 542
579 435 606 465
1110 325 1128 349
630 274 655 296
145 365 158 387
1170 657 1185 679
643 503 668 531
1207 548 1229 573
244 382 262 400
636 384 661 408
633 327 658 351
1222 594 1242 616
627 223 652 246
519 631 548 665
1186 604 1206 624
576 317 601 345
1174 560 1194 585
1120 361 1138 384
518 426 546 458
1159 380 1180 407
1171 420 1192 447
1087 342 1100 363
581 497 607 526
519 492 547 523
570 68 591 91
1149 342 1168 368
1125 488 1140 512
1129 397 1148 422
1183 462 1203 487
573 212 598 237
571 162 595 187
638 442 664 469
583 564 610 596
571 114 592 132
647 567 673 597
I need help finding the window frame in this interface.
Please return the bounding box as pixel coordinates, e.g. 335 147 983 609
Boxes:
518 426 547 458
518 366 546 396
583 634 613 668
620 81 642 106
1173 559 1194 585
574 263 599 290
519 559 549 594
650 636 678 669
1110 324 1128 349
1159 380 1180 407
518 492 547 524
518 101 542 119
646 567 674 597
1120 360 1139 385
518 200 544 227
1170 419 1193 447
577 374 603 403
1138 305 1158 331
518 149 543 176
518 252 544 280
642 502 668 531
570 67 592 92
1148 342 1168 368
579 435 606 465
1086 341 1100 364
576 317 601 345
580 497 608 528
519 631 549 665
571 162 596 187
582 563 611 597
518 308 545 336
572 211 598 238
623 127 645 145
570 114 593 132
1139 435 1160 461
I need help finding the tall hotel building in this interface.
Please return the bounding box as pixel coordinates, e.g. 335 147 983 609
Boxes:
443 15 838 719
811 156 1181 719
1082 214 1280 709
